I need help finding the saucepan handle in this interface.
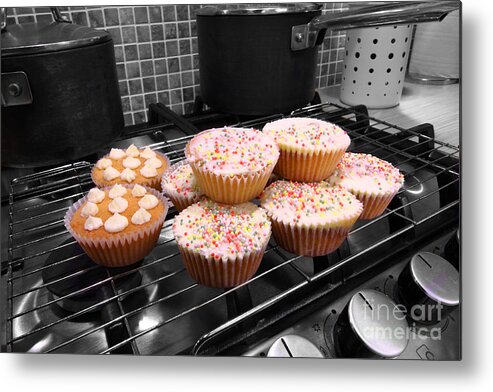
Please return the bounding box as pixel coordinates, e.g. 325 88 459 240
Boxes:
291 1 460 51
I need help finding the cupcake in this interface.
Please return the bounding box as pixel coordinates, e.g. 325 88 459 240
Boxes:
260 181 363 257
173 199 271 288
161 160 204 211
91 144 170 190
64 183 168 267
262 117 350 182
327 153 405 220
185 127 279 204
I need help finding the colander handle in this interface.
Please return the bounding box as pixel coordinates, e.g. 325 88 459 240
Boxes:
291 1 460 51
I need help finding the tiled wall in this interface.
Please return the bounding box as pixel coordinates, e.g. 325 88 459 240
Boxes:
7 4 348 126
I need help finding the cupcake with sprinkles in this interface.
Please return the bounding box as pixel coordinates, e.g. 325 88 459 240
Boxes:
161 160 204 211
327 153 405 220
185 127 279 204
173 199 271 288
64 183 168 267
262 117 350 182
91 144 170 191
260 181 363 257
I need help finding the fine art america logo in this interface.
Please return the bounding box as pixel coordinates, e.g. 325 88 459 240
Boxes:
363 299 445 340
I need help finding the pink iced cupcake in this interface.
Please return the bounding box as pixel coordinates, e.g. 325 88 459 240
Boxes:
173 199 271 288
260 181 362 257
262 117 350 182
161 160 204 211
185 127 279 204
327 153 405 219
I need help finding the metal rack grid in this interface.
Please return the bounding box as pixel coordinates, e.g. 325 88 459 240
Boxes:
3 102 460 355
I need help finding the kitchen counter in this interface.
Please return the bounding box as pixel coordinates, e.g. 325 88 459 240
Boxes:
317 80 460 148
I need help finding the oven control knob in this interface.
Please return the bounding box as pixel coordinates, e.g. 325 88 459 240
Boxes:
397 252 459 324
267 335 324 358
334 289 408 358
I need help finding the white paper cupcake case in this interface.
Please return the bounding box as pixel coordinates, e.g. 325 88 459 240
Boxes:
161 159 204 211
91 150 171 190
267 213 359 257
275 146 348 183
351 190 398 220
178 241 269 288
64 185 169 267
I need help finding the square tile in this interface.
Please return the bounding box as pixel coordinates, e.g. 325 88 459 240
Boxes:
122 26 136 44
138 43 152 60
181 71 194 87
165 41 178 57
119 81 129 97
165 23 177 39
171 104 183 115
145 93 158 107
134 7 148 24
176 5 189 21
124 113 133 126
103 8 119 26
88 9 104 27
143 77 156 93
114 46 124 62
180 56 192 71
158 91 170 106
177 22 190 38
183 87 194 102
131 95 145 111
156 75 169 90
119 7 134 25
152 42 165 58
116 63 126 79
184 102 195 115
124 45 139 61
121 96 131 112
151 25 164 41
129 80 143 95
149 6 162 23
170 89 183 105
133 111 147 124
167 58 180 73
126 62 141 78
69 11 87 25
169 74 181 89
141 60 154 77
137 25 151 42
162 5 176 22
179 39 191 55
154 59 167 75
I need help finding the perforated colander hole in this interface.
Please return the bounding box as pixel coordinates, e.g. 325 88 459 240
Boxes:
355 52 360 58
357 38 361 43
354 67 358 72
368 81 372 86
369 68 374 73
385 81 389 86
366 93 370 96
370 53 377 60
386 68 391 73
391 38 396 44
402 51 406 58
400 67 404 72
398 80 401 84
344 64 347 69
384 93 387 96
388 53 394 59
405 37 408 42
373 38 378 44
352 91 355 95
353 80 356 84
393 25 397 29
346 50 348 56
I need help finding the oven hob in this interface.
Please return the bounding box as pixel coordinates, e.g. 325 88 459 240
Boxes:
1 102 460 357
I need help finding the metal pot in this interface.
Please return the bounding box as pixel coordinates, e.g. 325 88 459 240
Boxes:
1 8 123 168
197 1 459 116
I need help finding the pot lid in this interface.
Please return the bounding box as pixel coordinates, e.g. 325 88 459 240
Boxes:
197 3 322 16
1 22 110 57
